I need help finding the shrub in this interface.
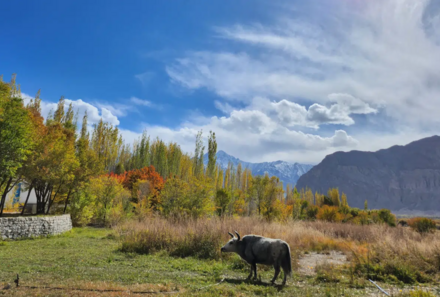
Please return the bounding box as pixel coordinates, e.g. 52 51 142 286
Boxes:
352 211 370 225
408 218 437 234
378 209 396 227
90 175 131 226
69 186 95 227
317 205 343 222
322 196 334 206
305 205 319 220
350 208 360 217
354 261 431 284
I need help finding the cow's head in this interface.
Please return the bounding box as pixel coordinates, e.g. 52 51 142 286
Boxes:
220 231 240 253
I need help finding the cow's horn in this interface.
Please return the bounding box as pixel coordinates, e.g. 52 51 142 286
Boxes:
235 231 240 241
228 232 234 238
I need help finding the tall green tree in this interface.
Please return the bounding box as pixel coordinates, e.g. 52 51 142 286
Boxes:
193 130 205 178
0 77 34 215
207 131 217 178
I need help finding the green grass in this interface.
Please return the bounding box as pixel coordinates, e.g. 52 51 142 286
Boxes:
0 227 438 296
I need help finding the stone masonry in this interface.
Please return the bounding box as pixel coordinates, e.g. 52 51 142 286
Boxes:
0 214 72 240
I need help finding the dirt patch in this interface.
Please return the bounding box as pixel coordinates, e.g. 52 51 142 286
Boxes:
297 251 348 276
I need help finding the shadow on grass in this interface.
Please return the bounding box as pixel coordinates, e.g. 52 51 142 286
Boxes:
223 278 286 291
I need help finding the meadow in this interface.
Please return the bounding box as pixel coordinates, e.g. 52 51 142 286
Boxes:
1 217 439 297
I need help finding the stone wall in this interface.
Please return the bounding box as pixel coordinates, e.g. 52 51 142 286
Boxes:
0 214 72 240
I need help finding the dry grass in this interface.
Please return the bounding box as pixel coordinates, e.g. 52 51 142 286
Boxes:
116 216 358 260
117 216 440 284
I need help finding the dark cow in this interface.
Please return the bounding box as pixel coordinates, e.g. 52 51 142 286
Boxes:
221 231 292 285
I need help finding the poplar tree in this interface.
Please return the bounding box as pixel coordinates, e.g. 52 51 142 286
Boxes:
207 131 217 178
193 130 205 178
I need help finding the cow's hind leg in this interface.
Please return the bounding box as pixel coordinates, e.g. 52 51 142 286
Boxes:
281 268 287 286
270 264 280 285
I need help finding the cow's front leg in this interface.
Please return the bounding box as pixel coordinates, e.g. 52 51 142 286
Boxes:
246 264 253 281
252 263 258 281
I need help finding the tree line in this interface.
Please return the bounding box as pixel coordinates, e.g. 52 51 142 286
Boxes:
0 75 394 227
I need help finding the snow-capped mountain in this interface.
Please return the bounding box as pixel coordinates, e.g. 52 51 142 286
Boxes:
203 150 314 187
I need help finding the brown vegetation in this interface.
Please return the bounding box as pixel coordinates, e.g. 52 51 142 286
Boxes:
117 216 440 284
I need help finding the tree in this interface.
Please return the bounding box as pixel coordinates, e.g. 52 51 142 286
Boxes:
64 112 101 213
207 131 217 178
193 130 205 178
328 188 340 207
253 174 269 215
22 98 79 214
364 200 368 211
215 188 231 216
90 119 122 172
29 121 78 214
114 165 164 209
341 192 349 207
262 176 283 220
0 77 34 215
90 175 130 226
160 176 213 218
305 188 314 205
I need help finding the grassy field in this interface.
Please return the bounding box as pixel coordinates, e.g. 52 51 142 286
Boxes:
1 223 439 296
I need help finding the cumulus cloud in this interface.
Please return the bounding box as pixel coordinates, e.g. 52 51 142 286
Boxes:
21 93 120 126
166 0 440 128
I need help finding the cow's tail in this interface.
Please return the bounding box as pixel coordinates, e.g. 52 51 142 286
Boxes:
283 242 292 277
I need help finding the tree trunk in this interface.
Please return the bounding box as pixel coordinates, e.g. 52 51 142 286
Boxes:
0 177 13 216
46 181 63 214
21 181 34 215
63 187 73 214
36 183 51 215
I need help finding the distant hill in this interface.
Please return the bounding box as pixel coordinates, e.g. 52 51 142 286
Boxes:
204 150 313 187
296 135 440 212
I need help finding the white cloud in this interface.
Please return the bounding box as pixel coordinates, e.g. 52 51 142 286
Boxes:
135 71 155 85
21 93 120 126
118 105 359 163
214 100 235 114
130 97 153 107
166 0 440 129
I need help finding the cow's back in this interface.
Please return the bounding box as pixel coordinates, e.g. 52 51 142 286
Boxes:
241 235 284 265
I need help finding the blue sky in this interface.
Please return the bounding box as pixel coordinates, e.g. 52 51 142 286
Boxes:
1 0 440 163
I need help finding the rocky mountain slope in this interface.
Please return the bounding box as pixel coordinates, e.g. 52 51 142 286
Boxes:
296 135 440 212
204 150 313 187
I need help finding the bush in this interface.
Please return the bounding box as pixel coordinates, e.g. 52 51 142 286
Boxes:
408 218 437 234
306 205 319 220
69 186 95 227
317 205 343 222
377 209 396 227
354 262 431 284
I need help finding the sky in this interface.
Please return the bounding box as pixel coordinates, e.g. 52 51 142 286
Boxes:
1 0 440 164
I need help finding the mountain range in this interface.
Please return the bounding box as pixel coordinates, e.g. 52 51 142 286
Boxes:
204 150 313 187
296 135 440 214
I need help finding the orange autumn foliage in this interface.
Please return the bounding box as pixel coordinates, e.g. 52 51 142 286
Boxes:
108 166 164 207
